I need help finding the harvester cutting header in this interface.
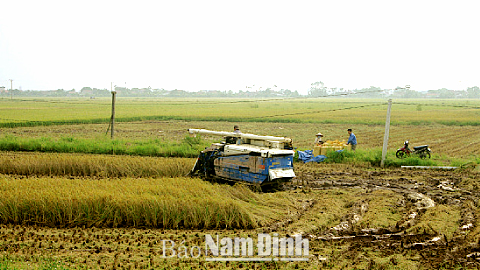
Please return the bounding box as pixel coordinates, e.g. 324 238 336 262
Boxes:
188 128 295 190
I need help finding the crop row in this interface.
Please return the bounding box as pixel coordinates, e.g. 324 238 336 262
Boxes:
0 152 195 178
0 176 294 229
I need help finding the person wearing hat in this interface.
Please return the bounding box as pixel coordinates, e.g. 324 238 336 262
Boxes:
314 132 324 145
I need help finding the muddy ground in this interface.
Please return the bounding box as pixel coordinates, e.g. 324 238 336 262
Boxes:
1 164 480 269
290 164 480 269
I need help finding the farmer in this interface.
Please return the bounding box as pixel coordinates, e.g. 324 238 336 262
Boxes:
229 125 242 144
347 128 357 151
314 132 324 145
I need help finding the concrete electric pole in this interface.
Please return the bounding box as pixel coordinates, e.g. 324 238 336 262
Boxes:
380 99 393 167
110 82 116 139
9 79 13 99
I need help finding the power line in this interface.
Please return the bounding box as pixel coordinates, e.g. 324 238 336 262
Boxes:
394 101 480 110
1 98 111 106
252 103 387 120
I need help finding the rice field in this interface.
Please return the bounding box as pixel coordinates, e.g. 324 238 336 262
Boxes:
0 98 479 127
0 97 479 269
1 97 479 163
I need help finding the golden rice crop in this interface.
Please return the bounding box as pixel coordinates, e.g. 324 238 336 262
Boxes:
0 176 296 229
0 152 194 178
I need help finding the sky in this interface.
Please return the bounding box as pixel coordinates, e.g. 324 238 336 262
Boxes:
0 0 479 95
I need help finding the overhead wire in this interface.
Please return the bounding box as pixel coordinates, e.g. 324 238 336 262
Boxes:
0 98 111 106
251 103 387 120
393 101 480 110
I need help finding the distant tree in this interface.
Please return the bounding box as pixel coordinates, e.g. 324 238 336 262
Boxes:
168 89 188 97
152 88 168 96
392 87 423 98
467 86 480 98
53 89 67 97
309 81 327 97
80 87 93 92
280 89 292 96
329 87 337 96
402 89 423 98
357 86 383 98
437 88 455 99
92 88 110 97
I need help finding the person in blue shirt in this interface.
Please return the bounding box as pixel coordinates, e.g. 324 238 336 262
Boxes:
347 128 357 151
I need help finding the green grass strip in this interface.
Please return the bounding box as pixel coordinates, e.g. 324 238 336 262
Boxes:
0 135 209 158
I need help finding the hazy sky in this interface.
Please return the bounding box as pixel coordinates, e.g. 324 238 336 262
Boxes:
0 0 478 94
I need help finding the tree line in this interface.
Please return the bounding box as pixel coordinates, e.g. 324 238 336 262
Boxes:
1 85 479 99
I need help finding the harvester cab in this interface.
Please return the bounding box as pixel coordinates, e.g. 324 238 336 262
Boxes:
188 129 295 189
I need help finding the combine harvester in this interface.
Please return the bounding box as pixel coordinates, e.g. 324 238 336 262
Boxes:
188 129 296 191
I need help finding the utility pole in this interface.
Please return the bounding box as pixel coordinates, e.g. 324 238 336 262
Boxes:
110 82 116 139
9 79 13 99
380 99 393 167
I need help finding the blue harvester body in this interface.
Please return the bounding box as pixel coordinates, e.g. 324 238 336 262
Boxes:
189 129 295 186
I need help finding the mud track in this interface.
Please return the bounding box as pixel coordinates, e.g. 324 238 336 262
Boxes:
291 165 480 268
